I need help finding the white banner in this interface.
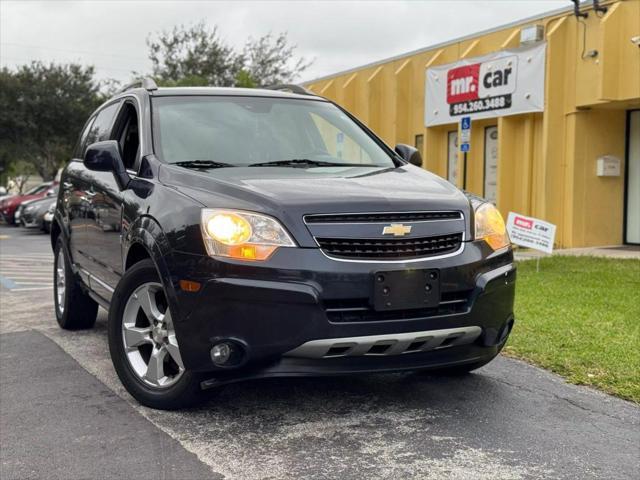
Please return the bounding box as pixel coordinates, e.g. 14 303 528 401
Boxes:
425 42 546 127
506 212 556 254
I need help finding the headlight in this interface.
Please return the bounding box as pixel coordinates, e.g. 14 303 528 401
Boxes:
200 209 295 261
474 202 509 250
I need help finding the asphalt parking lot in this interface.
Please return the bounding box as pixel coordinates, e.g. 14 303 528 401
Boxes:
1 224 639 479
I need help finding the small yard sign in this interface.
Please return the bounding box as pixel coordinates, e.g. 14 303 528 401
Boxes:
506 212 556 254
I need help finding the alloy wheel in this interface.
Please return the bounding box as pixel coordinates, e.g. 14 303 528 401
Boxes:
55 252 66 314
121 282 184 388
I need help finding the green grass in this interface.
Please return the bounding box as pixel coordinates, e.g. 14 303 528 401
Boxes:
503 256 640 403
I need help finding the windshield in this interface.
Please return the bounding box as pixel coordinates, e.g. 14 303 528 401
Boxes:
151 96 396 168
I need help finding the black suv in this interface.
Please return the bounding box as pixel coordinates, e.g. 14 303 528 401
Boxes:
52 79 515 410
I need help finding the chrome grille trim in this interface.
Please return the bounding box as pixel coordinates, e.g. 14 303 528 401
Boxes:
315 232 465 263
304 210 463 224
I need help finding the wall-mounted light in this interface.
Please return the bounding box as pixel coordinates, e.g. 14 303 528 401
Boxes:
571 0 588 18
520 24 544 45
593 0 608 15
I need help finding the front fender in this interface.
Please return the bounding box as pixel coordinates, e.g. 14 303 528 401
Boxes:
51 211 76 269
124 216 184 324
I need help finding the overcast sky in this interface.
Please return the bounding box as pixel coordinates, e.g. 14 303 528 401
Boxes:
1 0 569 85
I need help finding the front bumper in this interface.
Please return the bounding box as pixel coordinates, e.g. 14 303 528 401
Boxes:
1 206 17 224
20 211 42 228
167 241 516 382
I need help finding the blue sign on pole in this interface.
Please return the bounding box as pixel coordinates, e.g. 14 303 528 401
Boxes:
460 116 471 152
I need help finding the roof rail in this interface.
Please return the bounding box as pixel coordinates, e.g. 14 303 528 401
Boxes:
266 84 314 96
117 77 158 94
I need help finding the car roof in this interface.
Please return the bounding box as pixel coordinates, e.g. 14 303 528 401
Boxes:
115 86 325 101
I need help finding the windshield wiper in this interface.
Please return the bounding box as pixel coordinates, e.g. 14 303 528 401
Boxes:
171 160 234 169
248 159 377 168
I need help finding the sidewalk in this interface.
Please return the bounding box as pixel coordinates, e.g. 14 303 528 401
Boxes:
514 245 640 261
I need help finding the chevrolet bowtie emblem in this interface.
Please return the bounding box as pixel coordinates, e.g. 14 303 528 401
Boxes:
382 223 412 236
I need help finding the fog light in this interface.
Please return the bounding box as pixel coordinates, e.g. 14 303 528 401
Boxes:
211 342 233 366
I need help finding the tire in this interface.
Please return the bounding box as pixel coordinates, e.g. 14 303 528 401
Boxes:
54 237 98 329
107 259 209 410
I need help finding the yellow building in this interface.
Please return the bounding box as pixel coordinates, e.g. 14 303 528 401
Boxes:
304 0 640 248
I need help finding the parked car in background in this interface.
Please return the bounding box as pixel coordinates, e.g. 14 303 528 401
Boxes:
0 182 57 224
19 191 58 232
0 186 9 198
43 201 56 233
14 200 28 225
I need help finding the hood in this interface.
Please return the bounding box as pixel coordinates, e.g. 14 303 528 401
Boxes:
159 164 473 246
23 196 56 212
160 164 469 213
3 193 39 208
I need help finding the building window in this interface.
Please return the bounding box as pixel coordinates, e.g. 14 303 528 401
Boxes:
414 134 424 153
484 126 498 204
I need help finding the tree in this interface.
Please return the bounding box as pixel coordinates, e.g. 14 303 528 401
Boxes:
243 33 312 87
147 23 312 88
7 160 36 194
148 22 244 87
0 62 102 180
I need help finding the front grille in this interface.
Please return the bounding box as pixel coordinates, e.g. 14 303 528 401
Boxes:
324 290 472 323
305 211 462 224
316 233 463 260
21 212 34 223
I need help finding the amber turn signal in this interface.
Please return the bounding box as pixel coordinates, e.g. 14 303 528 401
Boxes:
179 279 202 292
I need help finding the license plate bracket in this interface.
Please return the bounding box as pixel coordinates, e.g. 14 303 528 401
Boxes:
372 269 440 311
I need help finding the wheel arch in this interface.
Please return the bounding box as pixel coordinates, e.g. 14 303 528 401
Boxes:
50 213 72 263
124 215 183 322
50 217 62 251
124 242 152 270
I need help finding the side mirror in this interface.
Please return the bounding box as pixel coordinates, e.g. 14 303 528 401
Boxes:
84 140 130 190
395 144 423 167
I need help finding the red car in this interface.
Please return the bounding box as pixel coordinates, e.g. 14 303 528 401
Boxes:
0 182 57 225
